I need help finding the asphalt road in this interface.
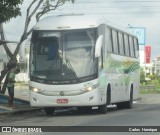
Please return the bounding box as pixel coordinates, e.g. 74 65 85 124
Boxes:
0 93 160 135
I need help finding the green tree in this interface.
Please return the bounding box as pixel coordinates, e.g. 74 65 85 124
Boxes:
140 68 145 84
0 0 23 23
0 0 75 93
0 0 23 61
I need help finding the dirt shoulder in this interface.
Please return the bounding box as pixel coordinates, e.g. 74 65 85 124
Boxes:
139 93 160 104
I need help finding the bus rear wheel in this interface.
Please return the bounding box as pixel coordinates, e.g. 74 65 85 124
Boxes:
124 88 133 109
116 103 125 109
45 107 55 116
117 87 133 109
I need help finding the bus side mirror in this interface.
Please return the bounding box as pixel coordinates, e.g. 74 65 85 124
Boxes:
95 35 103 57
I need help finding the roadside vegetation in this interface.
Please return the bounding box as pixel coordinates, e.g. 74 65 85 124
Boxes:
140 68 160 94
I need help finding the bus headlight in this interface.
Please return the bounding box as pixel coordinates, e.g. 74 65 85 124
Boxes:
84 83 98 92
86 86 93 91
33 88 39 93
30 87 43 93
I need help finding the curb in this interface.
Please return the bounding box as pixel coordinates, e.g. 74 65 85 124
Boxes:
0 94 29 104
0 107 44 116
0 93 44 116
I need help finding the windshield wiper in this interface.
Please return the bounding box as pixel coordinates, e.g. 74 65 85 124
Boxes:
66 58 79 80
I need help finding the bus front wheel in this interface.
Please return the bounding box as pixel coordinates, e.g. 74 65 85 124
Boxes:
98 87 110 114
98 104 107 114
98 93 109 114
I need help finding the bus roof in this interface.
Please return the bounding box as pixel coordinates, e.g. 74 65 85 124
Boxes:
34 14 136 36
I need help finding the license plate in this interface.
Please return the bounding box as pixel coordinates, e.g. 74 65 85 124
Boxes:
57 99 68 103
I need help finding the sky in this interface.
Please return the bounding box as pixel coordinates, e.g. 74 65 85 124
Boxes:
3 0 160 59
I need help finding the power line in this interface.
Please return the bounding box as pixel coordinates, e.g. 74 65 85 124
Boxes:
120 0 160 1
77 1 160 3
81 12 160 14
69 6 160 9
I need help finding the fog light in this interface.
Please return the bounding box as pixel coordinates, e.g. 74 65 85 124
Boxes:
33 98 38 102
88 96 94 101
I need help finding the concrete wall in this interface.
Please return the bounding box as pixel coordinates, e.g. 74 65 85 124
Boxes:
15 73 29 82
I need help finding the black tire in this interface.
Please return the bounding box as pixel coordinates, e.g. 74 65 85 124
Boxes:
98 104 107 114
117 87 133 109
124 88 133 109
116 103 125 109
98 89 110 114
45 107 55 116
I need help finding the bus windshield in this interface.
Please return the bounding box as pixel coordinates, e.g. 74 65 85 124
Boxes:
30 29 98 84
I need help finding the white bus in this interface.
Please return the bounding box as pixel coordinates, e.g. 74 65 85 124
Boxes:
29 14 140 115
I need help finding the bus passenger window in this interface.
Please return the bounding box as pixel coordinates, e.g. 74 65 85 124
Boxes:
112 30 119 54
129 37 135 57
134 38 139 57
118 32 124 55
124 35 130 56
107 28 113 52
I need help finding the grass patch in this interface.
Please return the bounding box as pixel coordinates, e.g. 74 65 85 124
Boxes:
155 85 160 90
140 80 160 94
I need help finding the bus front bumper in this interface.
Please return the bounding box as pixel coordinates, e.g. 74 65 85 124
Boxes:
29 89 104 107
